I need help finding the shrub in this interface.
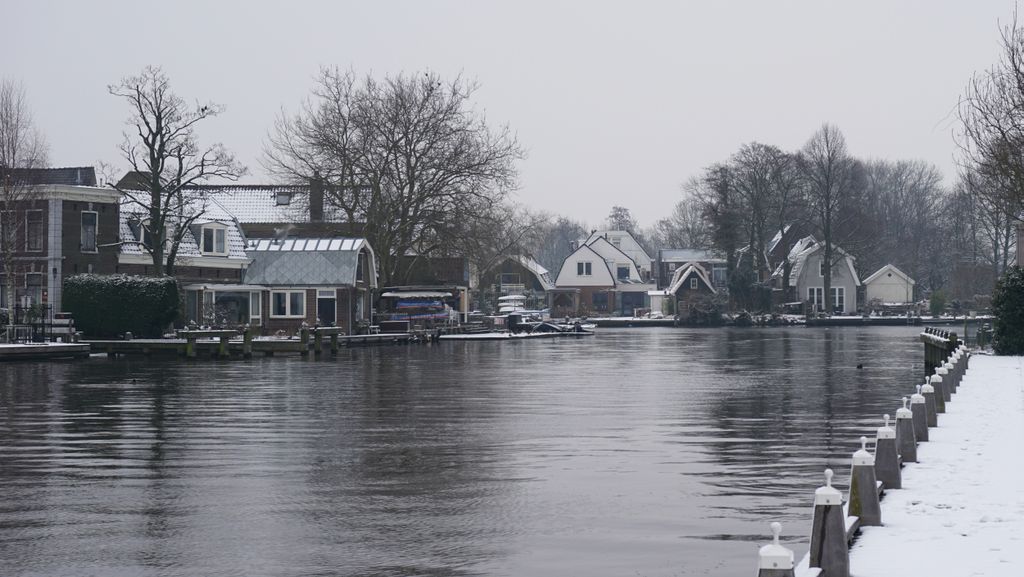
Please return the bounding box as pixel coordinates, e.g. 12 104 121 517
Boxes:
63 274 179 338
929 290 947 317
684 294 726 326
991 266 1024 355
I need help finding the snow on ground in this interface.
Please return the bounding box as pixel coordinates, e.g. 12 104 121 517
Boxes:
849 354 1024 577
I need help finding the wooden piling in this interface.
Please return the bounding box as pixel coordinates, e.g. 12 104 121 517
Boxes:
809 469 849 577
911 386 928 442
757 522 795 577
849 436 881 526
896 397 917 463
875 414 901 490
243 325 253 359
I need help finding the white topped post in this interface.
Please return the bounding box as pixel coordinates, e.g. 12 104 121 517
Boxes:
757 522 795 577
875 414 901 489
849 436 882 526
895 396 917 463
937 364 952 404
920 380 938 427
809 469 849 577
911 385 928 442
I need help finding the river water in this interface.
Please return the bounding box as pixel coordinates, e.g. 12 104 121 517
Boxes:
0 326 925 577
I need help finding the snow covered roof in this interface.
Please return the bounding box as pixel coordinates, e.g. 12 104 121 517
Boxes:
667 262 717 294
773 236 860 287
863 264 915 286
198 185 348 224
659 248 724 263
243 237 376 287
513 255 555 291
118 197 249 261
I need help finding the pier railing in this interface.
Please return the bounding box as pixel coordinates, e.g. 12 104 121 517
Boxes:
920 327 958 378
753 341 970 577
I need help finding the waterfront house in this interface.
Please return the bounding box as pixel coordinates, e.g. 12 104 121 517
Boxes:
0 167 120 314
580 230 652 280
666 262 718 314
654 248 727 290
553 236 654 316
772 236 861 314
118 195 255 327
479 254 554 311
863 264 916 306
242 237 376 334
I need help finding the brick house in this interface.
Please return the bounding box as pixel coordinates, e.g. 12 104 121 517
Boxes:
243 237 376 334
0 167 120 313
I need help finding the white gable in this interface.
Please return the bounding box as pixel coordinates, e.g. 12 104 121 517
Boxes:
555 244 615 287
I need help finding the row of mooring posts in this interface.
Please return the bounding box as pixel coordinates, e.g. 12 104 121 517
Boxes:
756 341 970 577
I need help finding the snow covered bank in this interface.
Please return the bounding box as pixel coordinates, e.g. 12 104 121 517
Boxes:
849 354 1024 576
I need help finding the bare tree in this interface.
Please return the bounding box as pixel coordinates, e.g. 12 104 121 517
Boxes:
651 192 709 249
604 205 639 233
264 67 522 286
958 11 1024 221
109 66 244 276
0 78 49 334
530 215 588 274
458 202 549 291
798 124 864 313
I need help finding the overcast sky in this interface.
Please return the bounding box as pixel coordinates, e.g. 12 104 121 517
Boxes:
3 0 1018 227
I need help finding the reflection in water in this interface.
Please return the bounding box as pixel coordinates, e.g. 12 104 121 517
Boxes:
0 326 923 577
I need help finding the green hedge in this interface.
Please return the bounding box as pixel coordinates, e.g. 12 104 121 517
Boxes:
992 266 1024 355
63 274 179 338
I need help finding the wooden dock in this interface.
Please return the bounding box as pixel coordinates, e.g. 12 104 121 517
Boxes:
83 333 416 358
0 343 91 361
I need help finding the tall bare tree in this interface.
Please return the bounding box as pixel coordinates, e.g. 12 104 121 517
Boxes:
798 124 863 313
109 66 244 276
265 67 522 286
0 78 49 334
958 11 1024 221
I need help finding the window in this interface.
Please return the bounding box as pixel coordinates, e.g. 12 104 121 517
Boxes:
667 263 677 271
831 287 845 312
611 237 621 247
577 261 592 276
690 277 698 290
26 210 43 251
250 291 262 320
201 226 227 255
712 264 728 288
271 290 306 317
592 291 608 311
808 287 825 311
356 251 366 282
81 211 98 252
617 266 629 280
23 273 43 305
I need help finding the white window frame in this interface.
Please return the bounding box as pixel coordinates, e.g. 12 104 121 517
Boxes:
270 290 306 318
200 224 228 256
831 286 845 312
819 259 825 277
81 210 98 253
25 209 43 252
577 261 592 276
249 291 262 324
808 287 825 311
690 277 698 290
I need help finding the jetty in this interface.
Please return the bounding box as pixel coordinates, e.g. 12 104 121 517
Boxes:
0 342 91 361
847 353 1024 576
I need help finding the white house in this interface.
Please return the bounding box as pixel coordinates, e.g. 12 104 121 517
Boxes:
772 236 861 314
582 230 652 280
863 264 915 305
553 236 653 316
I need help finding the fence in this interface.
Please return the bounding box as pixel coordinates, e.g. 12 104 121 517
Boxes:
1 304 57 344
753 332 968 577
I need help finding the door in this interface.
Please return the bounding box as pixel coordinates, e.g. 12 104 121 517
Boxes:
317 289 336 326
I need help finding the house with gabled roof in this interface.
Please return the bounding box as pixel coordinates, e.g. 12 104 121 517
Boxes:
479 254 554 311
655 248 728 290
552 236 654 316
582 230 652 280
666 262 718 314
243 237 376 334
863 264 915 306
771 235 861 314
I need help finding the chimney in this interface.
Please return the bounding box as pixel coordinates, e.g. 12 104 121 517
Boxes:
309 171 324 223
